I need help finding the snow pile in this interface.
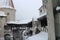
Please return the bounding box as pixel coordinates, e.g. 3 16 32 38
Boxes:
26 32 48 40
0 11 6 16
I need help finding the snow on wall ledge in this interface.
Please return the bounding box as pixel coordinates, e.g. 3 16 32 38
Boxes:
0 5 15 9
0 11 6 16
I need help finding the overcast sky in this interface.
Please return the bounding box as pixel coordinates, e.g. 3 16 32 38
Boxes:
13 0 42 21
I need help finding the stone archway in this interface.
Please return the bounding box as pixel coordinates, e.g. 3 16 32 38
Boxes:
4 34 11 40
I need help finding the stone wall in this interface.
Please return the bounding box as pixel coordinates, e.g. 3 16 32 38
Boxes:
55 12 60 39
0 16 6 40
0 8 16 22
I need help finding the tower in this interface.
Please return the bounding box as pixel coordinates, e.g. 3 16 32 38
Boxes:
0 0 16 22
0 0 16 40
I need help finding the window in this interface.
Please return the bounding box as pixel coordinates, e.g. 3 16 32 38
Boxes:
7 13 9 15
45 5 46 8
43 0 48 3
40 10 42 12
0 16 3 19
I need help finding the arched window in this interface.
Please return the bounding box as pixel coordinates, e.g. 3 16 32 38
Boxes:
4 34 11 40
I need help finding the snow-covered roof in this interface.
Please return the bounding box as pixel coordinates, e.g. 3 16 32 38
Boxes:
0 6 15 9
0 11 6 16
40 13 47 17
38 13 47 19
26 31 48 40
0 0 14 9
7 21 17 24
56 6 60 10
7 19 32 24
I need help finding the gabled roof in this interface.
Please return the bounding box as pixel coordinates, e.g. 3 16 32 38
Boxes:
0 0 14 8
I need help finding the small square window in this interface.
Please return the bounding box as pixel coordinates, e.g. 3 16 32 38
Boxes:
7 13 9 15
40 10 42 12
43 0 48 3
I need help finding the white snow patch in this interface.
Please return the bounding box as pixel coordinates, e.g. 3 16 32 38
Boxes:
26 31 48 40
37 13 47 19
0 11 6 16
56 6 60 10
7 19 32 24
0 5 14 9
0 0 14 9
7 21 17 24
40 13 47 18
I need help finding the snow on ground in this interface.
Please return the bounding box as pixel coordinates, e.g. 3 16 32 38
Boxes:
26 31 48 40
